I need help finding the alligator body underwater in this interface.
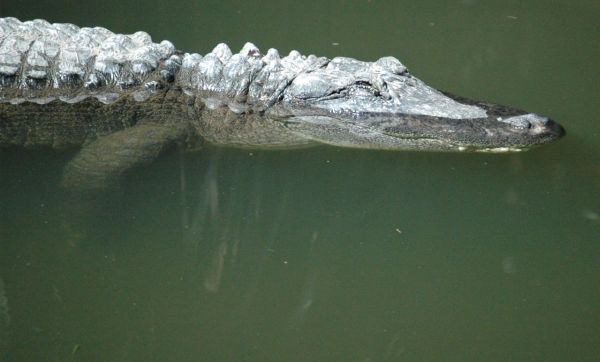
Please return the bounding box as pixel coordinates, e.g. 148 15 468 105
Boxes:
0 18 564 190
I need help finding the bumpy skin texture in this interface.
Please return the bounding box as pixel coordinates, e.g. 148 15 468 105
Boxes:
0 18 564 187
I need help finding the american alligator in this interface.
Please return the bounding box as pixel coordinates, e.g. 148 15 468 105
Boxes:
0 18 564 189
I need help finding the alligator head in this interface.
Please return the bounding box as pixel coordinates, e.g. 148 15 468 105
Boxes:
271 56 564 152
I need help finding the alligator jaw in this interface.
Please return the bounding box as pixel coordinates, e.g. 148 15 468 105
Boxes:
274 105 565 152
275 56 565 152
378 112 565 152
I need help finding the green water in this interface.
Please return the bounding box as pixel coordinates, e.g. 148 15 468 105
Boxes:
1 1 599 360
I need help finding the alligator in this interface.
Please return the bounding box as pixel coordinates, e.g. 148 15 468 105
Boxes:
0 18 564 190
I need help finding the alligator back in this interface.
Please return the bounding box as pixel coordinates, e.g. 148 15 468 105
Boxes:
0 18 199 148
0 17 178 105
0 18 322 148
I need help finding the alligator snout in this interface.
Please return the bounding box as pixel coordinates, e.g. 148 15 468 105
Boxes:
534 116 565 138
501 113 565 138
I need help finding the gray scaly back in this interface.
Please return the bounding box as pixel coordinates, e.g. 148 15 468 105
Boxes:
0 17 176 104
0 18 328 111
0 17 485 118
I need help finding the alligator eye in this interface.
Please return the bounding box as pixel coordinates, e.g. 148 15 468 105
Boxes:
353 80 373 89
351 80 379 96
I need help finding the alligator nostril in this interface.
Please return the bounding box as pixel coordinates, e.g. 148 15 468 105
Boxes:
523 115 566 138
544 118 566 137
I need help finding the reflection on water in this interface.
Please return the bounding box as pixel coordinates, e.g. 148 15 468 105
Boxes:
1 143 599 360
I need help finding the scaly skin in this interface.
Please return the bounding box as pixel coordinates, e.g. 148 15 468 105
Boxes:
0 18 564 189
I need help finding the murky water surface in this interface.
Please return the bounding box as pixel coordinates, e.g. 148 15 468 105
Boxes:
1 1 599 360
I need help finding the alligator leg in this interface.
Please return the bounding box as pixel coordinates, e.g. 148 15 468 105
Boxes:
61 123 190 192
59 123 191 243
